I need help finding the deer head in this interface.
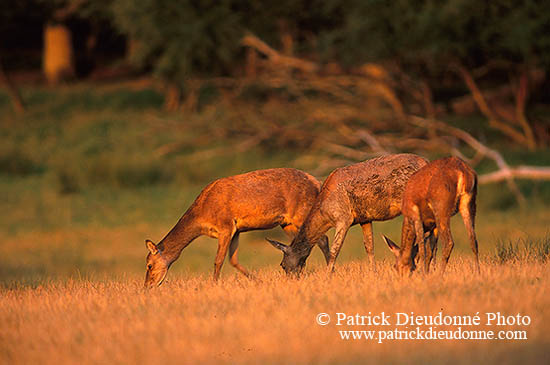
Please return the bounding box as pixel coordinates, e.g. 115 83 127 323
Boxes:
382 235 418 276
144 240 170 288
266 238 309 275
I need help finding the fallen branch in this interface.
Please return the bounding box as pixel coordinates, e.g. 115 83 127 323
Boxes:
186 132 270 162
356 129 391 155
241 33 318 73
154 140 188 157
323 142 374 161
384 136 451 153
309 158 354 178
409 115 528 207
455 65 535 150
479 166 550 184
514 72 536 150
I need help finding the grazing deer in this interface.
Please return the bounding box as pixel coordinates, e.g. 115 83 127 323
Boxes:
267 154 428 275
144 168 330 287
383 156 480 275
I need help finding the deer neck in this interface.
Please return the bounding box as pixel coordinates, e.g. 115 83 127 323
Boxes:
158 210 201 264
290 207 330 256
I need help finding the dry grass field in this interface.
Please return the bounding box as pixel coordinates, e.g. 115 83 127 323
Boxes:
1 258 549 365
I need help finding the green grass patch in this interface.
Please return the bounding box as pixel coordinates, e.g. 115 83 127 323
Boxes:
23 87 164 115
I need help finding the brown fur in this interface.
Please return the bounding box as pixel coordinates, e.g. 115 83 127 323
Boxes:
384 156 480 275
267 154 428 274
144 168 330 287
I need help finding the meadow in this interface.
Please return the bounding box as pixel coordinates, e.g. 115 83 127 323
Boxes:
0 84 549 364
1 259 549 365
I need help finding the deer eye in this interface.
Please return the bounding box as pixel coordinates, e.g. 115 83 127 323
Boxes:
147 264 153 270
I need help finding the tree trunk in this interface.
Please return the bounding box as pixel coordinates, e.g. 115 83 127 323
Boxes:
43 23 75 85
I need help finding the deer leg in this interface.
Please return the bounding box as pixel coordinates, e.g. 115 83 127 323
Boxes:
360 222 375 271
228 232 252 278
213 232 233 281
436 216 454 274
412 219 428 274
425 228 438 272
317 235 331 265
327 221 352 273
431 228 438 269
460 194 480 274
396 217 417 275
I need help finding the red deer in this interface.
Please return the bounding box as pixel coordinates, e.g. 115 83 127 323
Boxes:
267 154 428 275
144 168 330 287
383 156 480 275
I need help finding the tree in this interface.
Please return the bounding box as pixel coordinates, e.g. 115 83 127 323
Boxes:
109 0 340 109
316 0 550 148
111 0 243 110
0 0 47 112
40 0 116 84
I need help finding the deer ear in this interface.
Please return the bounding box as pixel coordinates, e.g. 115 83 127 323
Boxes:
266 238 289 253
146 239 159 255
382 235 400 257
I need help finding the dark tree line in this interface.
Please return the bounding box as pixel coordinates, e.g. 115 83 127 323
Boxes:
3 1 549 78
1 1 549 125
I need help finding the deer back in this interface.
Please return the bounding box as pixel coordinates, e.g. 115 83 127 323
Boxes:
402 156 477 222
186 168 321 231
317 154 429 224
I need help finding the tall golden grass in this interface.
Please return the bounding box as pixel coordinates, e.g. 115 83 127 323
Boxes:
1 258 548 364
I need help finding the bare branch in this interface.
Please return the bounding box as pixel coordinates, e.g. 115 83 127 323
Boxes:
323 142 374 161
514 72 536 149
241 33 318 73
356 129 391 154
309 158 354 178
456 65 531 147
409 115 527 207
185 133 270 162
53 0 86 21
479 166 550 184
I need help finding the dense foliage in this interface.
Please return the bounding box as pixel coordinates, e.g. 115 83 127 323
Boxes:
3 0 549 82
318 0 550 73
108 0 550 81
